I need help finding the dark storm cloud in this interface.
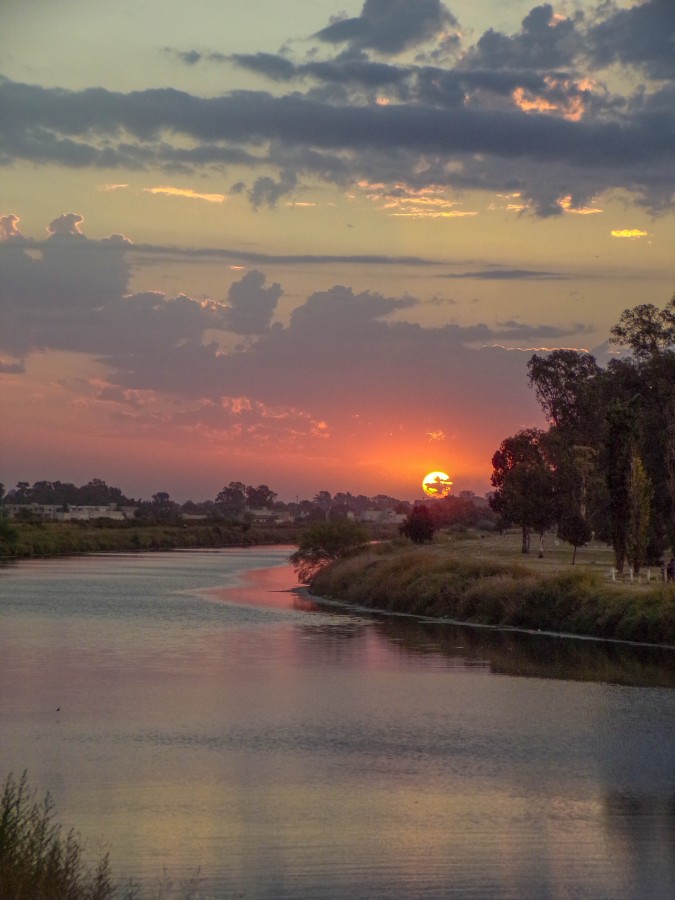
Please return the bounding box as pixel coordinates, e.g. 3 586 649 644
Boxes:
0 1 673 214
315 0 457 56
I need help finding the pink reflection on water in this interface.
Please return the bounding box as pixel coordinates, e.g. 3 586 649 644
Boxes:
201 560 319 612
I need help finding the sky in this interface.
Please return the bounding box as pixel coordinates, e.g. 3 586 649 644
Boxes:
1 0 674 503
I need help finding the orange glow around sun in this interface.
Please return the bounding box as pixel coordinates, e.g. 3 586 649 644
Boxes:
422 471 453 498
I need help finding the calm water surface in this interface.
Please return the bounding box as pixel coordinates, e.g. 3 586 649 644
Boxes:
2 547 675 898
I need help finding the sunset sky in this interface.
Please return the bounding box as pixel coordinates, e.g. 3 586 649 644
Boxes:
1 0 673 503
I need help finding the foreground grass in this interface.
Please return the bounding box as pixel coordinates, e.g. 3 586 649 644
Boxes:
309 532 675 646
0 771 118 900
0 773 205 900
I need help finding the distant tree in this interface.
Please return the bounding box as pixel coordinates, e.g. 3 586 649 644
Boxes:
78 478 124 506
215 482 247 517
0 484 18 556
134 492 180 523
245 484 277 509
312 491 333 519
10 482 31 503
289 520 370 584
400 505 436 544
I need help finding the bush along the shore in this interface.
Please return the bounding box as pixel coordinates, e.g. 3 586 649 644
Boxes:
309 544 675 646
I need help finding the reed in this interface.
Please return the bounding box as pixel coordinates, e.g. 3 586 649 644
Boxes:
0 771 116 900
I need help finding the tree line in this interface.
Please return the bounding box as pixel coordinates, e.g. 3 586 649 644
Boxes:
489 294 675 572
0 478 414 525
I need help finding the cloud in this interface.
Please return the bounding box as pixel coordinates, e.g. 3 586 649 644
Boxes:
1 1 673 216
441 268 568 280
224 270 283 334
466 5 582 72
0 358 25 374
144 185 226 203
47 213 86 239
588 0 675 80
610 229 649 238
1 214 575 467
0 214 25 241
314 0 457 56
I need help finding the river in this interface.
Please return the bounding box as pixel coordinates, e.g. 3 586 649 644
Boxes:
2 546 675 898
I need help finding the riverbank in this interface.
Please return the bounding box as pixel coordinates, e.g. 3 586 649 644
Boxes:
0 519 303 559
308 533 675 646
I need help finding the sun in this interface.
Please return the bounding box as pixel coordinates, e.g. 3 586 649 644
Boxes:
422 471 453 498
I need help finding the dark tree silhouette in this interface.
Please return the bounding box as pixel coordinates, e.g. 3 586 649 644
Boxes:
400 505 436 544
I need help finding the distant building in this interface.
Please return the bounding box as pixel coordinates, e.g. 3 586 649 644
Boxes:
246 508 294 526
359 509 407 525
5 503 134 522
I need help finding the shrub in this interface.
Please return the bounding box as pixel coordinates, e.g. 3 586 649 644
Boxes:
0 771 114 899
290 520 370 583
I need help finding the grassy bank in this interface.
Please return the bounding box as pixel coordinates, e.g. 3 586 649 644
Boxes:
0 520 303 560
309 532 675 646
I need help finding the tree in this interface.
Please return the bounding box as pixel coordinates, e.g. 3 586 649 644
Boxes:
557 508 593 565
215 482 247 517
607 295 675 551
490 429 556 554
609 294 675 361
245 484 277 509
400 505 436 544
527 349 605 442
604 399 640 573
627 452 652 575
289 520 370 584
312 491 333 520
0 484 18 557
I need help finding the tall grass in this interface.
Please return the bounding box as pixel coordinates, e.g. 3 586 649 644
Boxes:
309 542 675 645
0 773 207 900
0 771 116 899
